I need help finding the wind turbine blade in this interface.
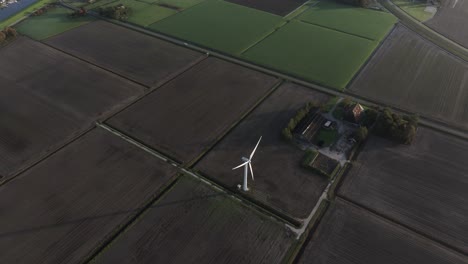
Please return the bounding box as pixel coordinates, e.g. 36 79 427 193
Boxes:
249 136 262 159
249 163 254 181
232 161 249 170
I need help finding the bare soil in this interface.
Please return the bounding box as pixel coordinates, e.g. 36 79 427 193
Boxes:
0 37 144 178
339 127 468 254
195 83 330 219
425 0 468 49
95 176 295 264
297 198 468 264
107 57 279 164
46 21 204 87
0 128 177 264
349 24 468 130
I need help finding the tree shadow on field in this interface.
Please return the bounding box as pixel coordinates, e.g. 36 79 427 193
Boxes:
0 193 226 240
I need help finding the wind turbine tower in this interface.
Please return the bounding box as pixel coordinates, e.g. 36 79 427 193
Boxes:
232 136 262 191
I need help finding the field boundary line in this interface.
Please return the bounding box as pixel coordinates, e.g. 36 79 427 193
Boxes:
238 20 289 55
344 23 397 89
82 171 181 264
0 126 94 187
57 3 468 146
96 54 209 123
188 79 284 167
297 19 376 42
38 36 151 89
284 0 317 20
337 195 468 257
96 122 302 229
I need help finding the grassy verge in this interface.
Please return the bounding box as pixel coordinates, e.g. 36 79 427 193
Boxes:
0 0 56 28
392 0 435 22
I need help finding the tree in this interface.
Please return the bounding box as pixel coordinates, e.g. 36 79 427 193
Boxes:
0 31 6 44
4 27 17 38
282 128 293 141
354 126 368 142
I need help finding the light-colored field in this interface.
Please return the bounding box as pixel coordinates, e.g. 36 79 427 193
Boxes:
149 0 284 54
298 1 397 40
349 25 468 130
242 20 378 90
15 6 94 40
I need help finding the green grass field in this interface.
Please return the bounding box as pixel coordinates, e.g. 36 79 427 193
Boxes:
242 21 377 90
298 1 397 40
392 0 435 22
15 6 94 40
97 0 176 26
149 0 284 54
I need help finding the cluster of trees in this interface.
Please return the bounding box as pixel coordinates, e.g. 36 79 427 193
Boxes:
282 102 317 141
31 4 55 16
70 7 87 18
373 108 419 144
0 27 17 44
337 0 371 8
99 4 131 20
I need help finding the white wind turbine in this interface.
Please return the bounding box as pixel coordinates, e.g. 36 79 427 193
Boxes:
232 136 262 192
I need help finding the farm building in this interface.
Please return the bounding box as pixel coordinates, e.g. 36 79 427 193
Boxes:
346 103 364 123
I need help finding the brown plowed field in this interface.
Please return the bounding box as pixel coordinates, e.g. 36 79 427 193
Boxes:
349 24 468 130
107 57 279 164
95 176 294 264
297 199 468 264
196 83 329 219
226 0 307 16
426 0 468 49
339 127 468 254
0 38 144 178
46 21 204 87
0 128 177 264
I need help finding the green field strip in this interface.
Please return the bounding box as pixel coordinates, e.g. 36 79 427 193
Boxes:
299 19 376 41
148 0 284 55
297 1 397 41
242 20 378 90
0 0 56 28
15 6 94 40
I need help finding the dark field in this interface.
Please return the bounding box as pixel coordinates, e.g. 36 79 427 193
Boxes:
46 21 204 87
297 199 468 264
226 0 307 16
349 25 468 130
0 128 177 264
426 0 468 48
339 127 468 254
0 38 144 178
107 58 279 164
95 176 294 264
196 83 330 219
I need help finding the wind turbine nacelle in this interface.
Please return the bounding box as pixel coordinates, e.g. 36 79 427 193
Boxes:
242 157 249 162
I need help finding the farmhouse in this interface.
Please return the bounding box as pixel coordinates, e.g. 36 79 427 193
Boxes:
346 103 364 123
